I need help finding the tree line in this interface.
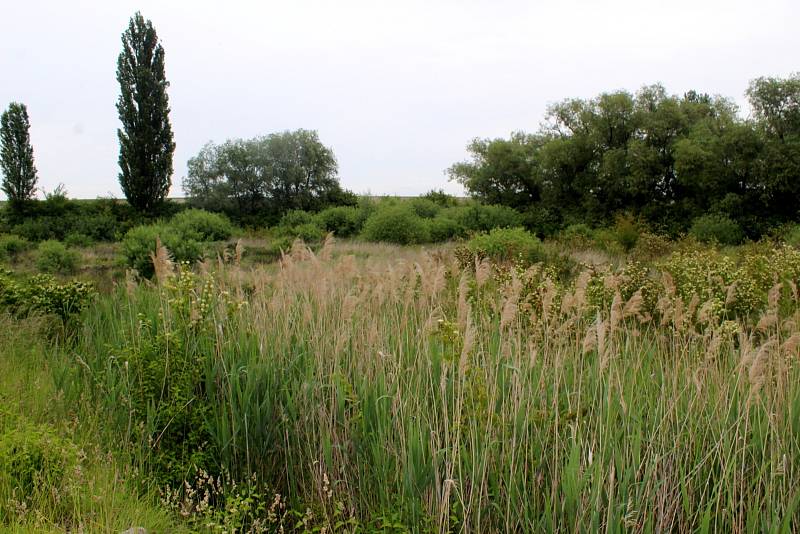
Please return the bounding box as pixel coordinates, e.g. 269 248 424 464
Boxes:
449 77 800 237
2 10 798 237
1 12 351 222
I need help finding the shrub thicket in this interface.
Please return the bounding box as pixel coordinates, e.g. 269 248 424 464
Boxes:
121 224 202 277
689 214 745 245
0 234 30 260
36 240 80 274
170 208 233 242
315 206 362 237
361 205 431 244
467 227 545 264
439 204 523 234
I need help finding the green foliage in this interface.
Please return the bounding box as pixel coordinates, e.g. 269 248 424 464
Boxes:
0 102 38 207
447 132 543 209
361 205 430 244
427 216 462 242
613 214 641 252
3 197 171 243
559 223 594 245
0 270 94 323
170 208 233 241
408 198 441 219
630 231 674 261
35 240 80 274
785 224 800 249
439 204 523 234
184 130 349 220
289 223 326 243
421 189 459 207
467 227 545 264
0 420 79 522
314 206 362 237
0 234 30 260
116 12 175 213
63 232 93 248
279 210 316 229
275 210 326 242
451 76 800 238
689 214 744 245
121 224 202 277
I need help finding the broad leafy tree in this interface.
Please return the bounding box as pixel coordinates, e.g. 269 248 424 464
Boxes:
0 102 38 206
747 74 800 220
447 132 544 209
116 12 175 213
184 129 350 221
450 77 800 236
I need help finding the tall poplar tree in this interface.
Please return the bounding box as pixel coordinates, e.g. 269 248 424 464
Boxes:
0 102 38 206
116 12 175 213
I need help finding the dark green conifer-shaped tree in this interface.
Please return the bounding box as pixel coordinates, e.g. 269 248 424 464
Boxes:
0 102 38 206
116 12 175 213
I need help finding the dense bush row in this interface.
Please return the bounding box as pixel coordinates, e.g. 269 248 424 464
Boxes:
0 195 186 243
275 197 524 245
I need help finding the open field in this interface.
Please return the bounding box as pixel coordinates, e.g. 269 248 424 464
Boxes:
1 234 800 532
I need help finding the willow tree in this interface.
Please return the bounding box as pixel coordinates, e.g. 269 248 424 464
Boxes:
116 12 175 213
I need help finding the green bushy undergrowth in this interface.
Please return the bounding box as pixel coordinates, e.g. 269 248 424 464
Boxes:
466 227 545 264
170 209 233 242
36 240 80 274
0 270 95 323
121 224 203 278
0 420 80 524
122 209 233 278
0 234 31 261
689 214 744 245
361 204 431 244
314 206 362 237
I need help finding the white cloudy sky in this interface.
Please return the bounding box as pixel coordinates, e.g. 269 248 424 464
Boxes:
1 0 797 199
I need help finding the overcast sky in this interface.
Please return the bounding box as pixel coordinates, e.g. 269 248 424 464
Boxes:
1 0 797 199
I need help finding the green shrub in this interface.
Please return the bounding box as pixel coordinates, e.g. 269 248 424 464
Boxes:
0 270 95 322
613 214 641 252
467 227 545 264
362 205 431 244
0 234 31 260
783 225 800 249
36 240 80 274
560 223 594 245
64 232 93 248
522 207 562 237
689 214 744 245
0 421 79 521
427 217 463 242
315 206 362 237
421 189 459 207
171 208 233 242
279 210 316 229
408 198 441 219
70 212 121 241
440 204 523 233
121 224 203 278
11 218 57 242
631 231 673 261
291 223 326 243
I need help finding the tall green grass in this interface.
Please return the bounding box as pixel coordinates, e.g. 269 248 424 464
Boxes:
0 316 187 533
60 241 800 531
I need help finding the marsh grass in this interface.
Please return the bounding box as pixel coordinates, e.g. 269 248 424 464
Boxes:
0 316 188 533
53 239 800 532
